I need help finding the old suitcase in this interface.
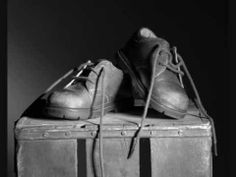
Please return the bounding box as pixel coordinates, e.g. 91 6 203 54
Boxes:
15 107 212 177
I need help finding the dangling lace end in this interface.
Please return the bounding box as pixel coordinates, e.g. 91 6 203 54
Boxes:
98 67 106 177
127 127 142 159
213 140 218 156
127 48 161 160
208 116 218 156
207 115 218 156
127 137 138 159
178 52 218 157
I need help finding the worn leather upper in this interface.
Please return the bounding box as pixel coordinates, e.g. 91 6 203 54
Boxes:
118 27 189 116
46 60 124 109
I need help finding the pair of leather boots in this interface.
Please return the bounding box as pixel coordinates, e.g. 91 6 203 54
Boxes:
38 28 189 120
23 27 217 157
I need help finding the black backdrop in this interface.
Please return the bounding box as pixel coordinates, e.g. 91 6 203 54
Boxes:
7 0 228 176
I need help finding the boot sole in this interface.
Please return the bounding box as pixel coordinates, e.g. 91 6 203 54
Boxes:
42 99 133 120
150 98 187 119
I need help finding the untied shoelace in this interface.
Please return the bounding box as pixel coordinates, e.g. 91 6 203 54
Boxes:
127 46 217 158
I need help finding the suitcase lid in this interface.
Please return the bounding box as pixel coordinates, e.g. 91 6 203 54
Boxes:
15 107 212 140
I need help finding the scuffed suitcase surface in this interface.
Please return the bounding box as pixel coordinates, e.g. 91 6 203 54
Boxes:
15 107 212 177
86 138 139 177
16 139 77 177
151 137 212 177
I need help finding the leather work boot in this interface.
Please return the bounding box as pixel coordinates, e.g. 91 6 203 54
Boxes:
116 27 189 119
41 60 133 120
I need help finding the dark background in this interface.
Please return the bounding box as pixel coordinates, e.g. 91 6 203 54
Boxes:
7 0 228 176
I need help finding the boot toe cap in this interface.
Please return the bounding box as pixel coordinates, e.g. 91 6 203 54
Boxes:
47 90 90 109
153 82 189 112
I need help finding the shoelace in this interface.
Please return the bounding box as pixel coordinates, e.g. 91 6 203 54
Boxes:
127 46 217 158
43 60 96 93
127 47 163 158
173 49 217 156
171 47 217 156
42 60 107 176
98 67 106 177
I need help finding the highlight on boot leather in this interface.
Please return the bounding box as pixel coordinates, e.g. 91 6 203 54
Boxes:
29 59 133 120
116 27 189 119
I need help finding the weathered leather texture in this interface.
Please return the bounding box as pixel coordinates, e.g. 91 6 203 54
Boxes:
15 108 212 177
117 28 189 119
